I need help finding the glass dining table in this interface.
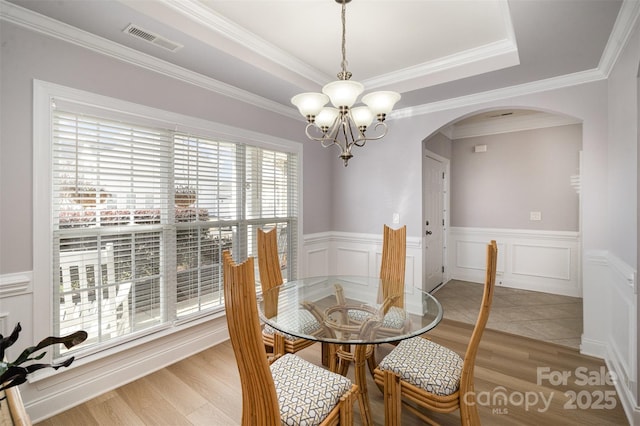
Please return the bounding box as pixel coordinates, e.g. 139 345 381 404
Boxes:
257 275 443 426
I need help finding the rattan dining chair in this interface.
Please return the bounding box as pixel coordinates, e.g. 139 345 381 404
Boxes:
379 224 407 306
334 225 408 375
222 251 359 425
376 224 408 336
257 228 322 356
373 240 498 426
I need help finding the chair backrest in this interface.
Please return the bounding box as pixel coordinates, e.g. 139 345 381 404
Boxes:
379 225 406 308
223 251 280 425
459 240 498 405
257 228 284 292
59 244 131 337
257 228 285 319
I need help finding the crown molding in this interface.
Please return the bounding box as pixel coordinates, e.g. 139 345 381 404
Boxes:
0 0 300 121
3 0 638 124
366 0 519 93
598 0 640 77
364 38 519 93
390 68 607 120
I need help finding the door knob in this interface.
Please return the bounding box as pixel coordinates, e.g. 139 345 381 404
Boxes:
425 230 432 235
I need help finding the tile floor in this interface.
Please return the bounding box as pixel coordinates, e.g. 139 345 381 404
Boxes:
433 280 583 349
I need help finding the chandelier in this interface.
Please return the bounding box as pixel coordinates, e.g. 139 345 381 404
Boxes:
291 0 401 167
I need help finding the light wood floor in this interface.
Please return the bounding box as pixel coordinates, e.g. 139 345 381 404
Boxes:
38 319 627 426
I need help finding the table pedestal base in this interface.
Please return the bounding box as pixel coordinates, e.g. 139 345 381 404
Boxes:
330 343 376 426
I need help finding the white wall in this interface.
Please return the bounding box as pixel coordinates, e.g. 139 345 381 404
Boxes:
606 8 640 420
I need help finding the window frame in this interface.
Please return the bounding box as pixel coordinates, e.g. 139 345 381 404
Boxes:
32 80 303 369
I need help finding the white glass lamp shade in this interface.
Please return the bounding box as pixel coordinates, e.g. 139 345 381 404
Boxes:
350 106 374 129
322 80 364 108
315 107 339 130
361 91 401 116
291 92 329 118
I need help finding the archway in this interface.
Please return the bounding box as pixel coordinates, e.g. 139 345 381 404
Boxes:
422 107 583 348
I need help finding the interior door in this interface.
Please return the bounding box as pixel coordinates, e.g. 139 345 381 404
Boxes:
423 154 445 292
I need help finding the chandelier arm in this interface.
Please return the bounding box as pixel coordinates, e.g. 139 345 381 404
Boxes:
352 122 389 147
304 123 334 147
325 115 346 148
303 120 343 150
344 113 360 150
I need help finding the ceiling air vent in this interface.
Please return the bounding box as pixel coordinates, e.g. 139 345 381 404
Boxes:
123 24 183 52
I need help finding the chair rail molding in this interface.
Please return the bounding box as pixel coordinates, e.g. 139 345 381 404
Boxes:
0 271 35 363
0 271 33 298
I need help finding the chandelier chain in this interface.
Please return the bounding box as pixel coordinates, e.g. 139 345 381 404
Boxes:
339 1 351 80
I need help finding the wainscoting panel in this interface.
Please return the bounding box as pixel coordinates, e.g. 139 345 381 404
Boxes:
512 244 571 280
454 239 492 271
335 247 371 276
302 230 424 313
603 252 637 420
306 247 329 278
449 227 581 297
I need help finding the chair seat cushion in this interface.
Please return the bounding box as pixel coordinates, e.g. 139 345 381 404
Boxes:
377 336 463 396
348 306 406 329
271 353 353 425
263 309 321 341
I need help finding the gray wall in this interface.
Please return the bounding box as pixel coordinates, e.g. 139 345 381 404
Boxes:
0 22 334 273
1 19 616 268
329 119 425 233
450 124 581 231
327 84 608 249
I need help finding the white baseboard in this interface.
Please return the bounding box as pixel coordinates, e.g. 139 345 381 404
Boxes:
607 357 640 426
580 336 608 358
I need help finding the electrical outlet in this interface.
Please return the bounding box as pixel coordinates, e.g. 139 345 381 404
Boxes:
530 211 542 221
392 213 400 224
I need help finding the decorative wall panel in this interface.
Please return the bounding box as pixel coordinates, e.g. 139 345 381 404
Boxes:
449 227 580 297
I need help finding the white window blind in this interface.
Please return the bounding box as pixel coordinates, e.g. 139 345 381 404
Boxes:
50 106 298 357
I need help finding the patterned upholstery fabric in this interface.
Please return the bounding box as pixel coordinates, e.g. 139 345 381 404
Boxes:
271 353 353 425
377 336 463 396
348 306 407 329
263 309 321 341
